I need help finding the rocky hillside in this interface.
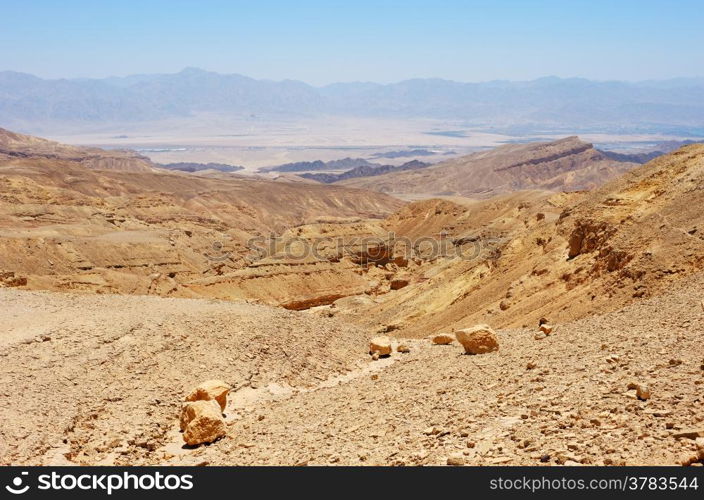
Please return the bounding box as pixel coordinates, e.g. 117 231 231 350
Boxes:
338 143 704 335
340 137 638 198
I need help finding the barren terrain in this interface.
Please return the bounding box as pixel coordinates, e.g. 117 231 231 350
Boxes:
1 130 704 466
1 272 702 466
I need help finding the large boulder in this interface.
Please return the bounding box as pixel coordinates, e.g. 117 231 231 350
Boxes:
369 336 392 357
180 400 226 446
185 379 230 411
455 325 499 355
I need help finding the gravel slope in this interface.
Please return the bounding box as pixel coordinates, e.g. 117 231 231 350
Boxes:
1 272 702 466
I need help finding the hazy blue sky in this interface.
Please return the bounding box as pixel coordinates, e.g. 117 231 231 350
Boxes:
2 0 702 85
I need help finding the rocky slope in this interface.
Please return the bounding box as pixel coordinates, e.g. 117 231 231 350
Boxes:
0 289 372 465
340 137 638 198
331 144 704 336
1 271 702 466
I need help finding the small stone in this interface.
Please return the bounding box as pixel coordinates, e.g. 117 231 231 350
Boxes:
635 384 651 401
371 352 380 361
539 324 554 335
673 428 704 439
369 336 392 357
396 344 410 353
534 332 547 340
431 333 455 345
455 325 499 354
390 279 409 290
526 362 537 370
539 454 551 463
447 453 465 466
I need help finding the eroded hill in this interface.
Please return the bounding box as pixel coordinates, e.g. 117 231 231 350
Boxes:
339 137 638 198
333 144 704 335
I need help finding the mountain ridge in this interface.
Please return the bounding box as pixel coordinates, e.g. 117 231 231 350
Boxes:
339 136 639 197
2 69 704 133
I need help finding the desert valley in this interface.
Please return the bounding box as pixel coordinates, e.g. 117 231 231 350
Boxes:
1 125 703 467
2 3 704 480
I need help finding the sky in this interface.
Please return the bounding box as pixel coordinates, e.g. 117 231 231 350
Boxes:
1 0 703 85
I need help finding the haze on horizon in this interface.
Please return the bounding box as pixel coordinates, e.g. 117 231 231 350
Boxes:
2 0 703 85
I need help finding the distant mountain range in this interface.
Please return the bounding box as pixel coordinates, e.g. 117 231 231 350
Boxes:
2 68 704 134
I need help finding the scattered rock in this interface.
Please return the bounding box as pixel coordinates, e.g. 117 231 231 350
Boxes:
180 400 226 446
455 325 499 354
499 300 510 311
696 438 704 460
0 271 27 288
674 428 704 439
390 279 409 290
635 384 651 401
186 380 231 411
447 453 465 466
534 332 547 340
396 344 410 353
538 317 549 326
431 333 455 345
369 336 392 357
539 324 554 335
